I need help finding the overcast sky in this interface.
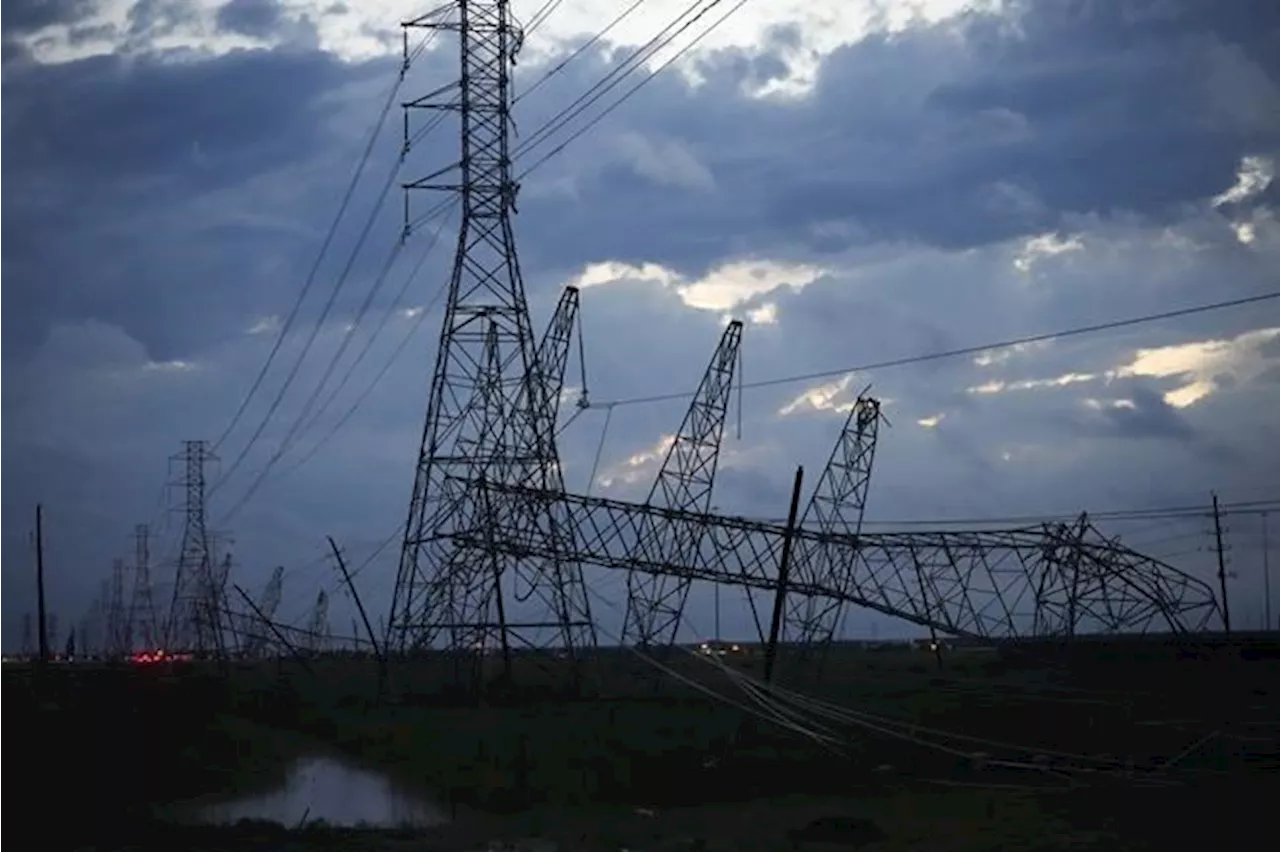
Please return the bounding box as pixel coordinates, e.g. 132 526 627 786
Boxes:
4 0 1279 651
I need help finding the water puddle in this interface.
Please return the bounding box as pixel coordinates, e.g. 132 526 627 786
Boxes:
197 755 449 828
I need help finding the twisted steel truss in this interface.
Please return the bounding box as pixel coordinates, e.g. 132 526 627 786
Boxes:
458 479 1221 641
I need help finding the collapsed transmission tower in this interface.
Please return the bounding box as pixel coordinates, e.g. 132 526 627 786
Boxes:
464 479 1222 641
166 440 226 655
306 590 330 654
622 320 743 648
242 566 283 658
782 395 883 670
389 1 594 663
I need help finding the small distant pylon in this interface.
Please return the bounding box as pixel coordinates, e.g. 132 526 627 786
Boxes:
165 440 226 656
130 524 159 651
307 590 330 655
107 557 130 657
21 612 33 658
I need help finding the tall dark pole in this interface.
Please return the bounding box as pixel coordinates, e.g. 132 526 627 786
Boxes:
1263 511 1272 631
36 504 49 666
764 466 804 685
1212 492 1231 636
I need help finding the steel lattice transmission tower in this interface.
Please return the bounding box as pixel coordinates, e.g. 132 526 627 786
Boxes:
781 395 883 676
623 321 743 648
130 524 159 651
165 440 226 656
389 1 594 661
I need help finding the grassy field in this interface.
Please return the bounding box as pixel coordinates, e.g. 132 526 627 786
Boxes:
6 637 1278 850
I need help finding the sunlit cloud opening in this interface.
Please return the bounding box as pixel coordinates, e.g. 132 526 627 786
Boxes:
568 259 824 314
973 339 1053 367
142 359 196 373
778 373 859 416
1013 232 1083 273
247 315 281 336
1212 155 1275 207
967 372 1097 395
972 327 1280 409
597 434 676 489
917 413 944 428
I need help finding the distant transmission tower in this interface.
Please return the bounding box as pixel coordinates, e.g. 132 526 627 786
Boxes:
166 440 225 656
389 1 595 671
107 557 130 657
307 590 330 655
21 612 33 658
130 524 159 650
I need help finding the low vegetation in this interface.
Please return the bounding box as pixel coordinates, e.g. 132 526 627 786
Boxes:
6 638 1277 850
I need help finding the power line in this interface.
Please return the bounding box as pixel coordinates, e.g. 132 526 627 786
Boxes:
275 206 460 480
515 0 731 162
518 0 752 178
210 156 406 501
212 59 410 453
290 203 458 448
746 500 1280 530
514 0 651 105
524 0 566 36
592 290 1280 409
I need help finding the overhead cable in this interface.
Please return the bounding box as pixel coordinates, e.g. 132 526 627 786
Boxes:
592 291 1280 409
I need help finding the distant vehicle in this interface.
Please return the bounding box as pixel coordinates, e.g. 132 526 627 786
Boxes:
697 641 747 657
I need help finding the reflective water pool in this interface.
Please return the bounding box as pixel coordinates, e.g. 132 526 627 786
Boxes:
198 755 449 828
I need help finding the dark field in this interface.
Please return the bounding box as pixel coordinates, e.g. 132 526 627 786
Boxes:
6 638 1279 850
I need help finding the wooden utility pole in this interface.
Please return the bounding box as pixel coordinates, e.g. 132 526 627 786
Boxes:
764 466 804 685
36 504 49 667
1212 493 1231 637
327 536 386 695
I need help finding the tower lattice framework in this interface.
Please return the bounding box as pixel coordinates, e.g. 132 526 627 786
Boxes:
166 440 225 655
130 524 159 651
389 0 594 661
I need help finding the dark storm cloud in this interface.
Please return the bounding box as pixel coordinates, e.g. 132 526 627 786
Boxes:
1 0 98 34
1 44 432 361
517 0 1279 272
4 0 1279 645
1076 385 1197 442
216 0 285 39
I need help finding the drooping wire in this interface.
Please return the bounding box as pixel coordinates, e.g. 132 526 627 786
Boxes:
584 403 615 496
212 43 425 453
272 204 460 481
589 291 1280 410
288 201 458 448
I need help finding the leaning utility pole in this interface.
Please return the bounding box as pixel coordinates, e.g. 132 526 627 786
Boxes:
389 1 594 668
1212 492 1231 636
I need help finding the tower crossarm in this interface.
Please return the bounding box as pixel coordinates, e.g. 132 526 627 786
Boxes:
457 479 1222 641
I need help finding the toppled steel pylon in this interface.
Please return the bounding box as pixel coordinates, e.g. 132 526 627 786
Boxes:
384 3 1222 683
